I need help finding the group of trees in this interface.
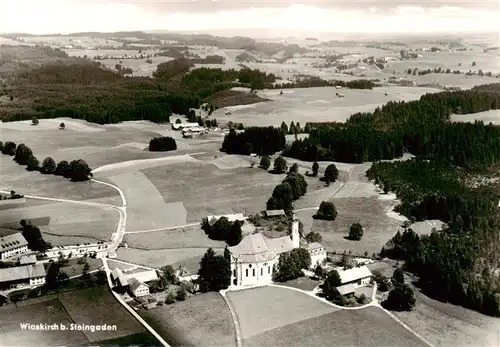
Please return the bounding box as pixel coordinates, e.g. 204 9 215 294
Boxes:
2 141 92 182
382 268 416 311
266 169 308 215
197 248 231 292
284 88 500 165
20 219 51 252
273 248 311 282
271 78 373 90
280 121 303 135
147 265 188 303
221 126 286 156
149 136 177 152
200 217 243 246
369 158 500 316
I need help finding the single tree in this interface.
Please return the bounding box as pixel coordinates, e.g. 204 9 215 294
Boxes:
26 156 40 171
226 220 243 246
392 268 405 287
305 231 323 243
41 157 56 174
472 61 476 67
260 156 271 170
273 156 287 173
372 270 391 292
324 164 339 182
175 118 182 124
280 121 288 134
314 264 326 278
323 269 342 300
312 161 319 177
31 117 39 125
288 162 299 174
59 122 65 129
165 291 176 304
71 159 92 181
55 160 71 177
383 284 416 311
348 223 363 241
160 265 178 285
176 286 187 301
198 248 231 292
314 201 338 221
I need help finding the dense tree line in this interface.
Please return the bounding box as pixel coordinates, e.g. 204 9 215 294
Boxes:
271 78 373 90
2 141 92 182
369 159 500 316
149 136 177 152
285 88 500 165
221 126 286 156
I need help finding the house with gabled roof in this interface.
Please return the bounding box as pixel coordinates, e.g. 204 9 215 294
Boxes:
0 232 28 260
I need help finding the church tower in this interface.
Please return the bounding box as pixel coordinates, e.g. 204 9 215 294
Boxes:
291 214 300 249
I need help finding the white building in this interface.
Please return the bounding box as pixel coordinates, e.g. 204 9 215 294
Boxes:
129 278 149 297
303 242 327 268
0 232 28 260
19 254 37 265
335 265 373 295
171 122 199 130
175 266 198 282
228 219 300 287
0 263 46 290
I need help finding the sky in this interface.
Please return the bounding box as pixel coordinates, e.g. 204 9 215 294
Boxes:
1 0 499 35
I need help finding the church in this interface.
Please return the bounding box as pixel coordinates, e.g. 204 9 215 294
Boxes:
227 217 326 287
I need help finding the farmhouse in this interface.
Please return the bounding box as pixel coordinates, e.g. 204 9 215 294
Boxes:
335 265 373 295
207 213 246 227
176 266 198 282
129 278 150 297
228 219 301 287
172 122 199 130
182 126 207 138
110 268 159 287
19 254 37 265
302 242 327 268
264 209 286 218
0 232 28 260
0 263 46 290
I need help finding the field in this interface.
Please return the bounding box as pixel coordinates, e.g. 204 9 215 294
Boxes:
139 292 236 347
451 110 500 125
123 225 225 249
142 161 287 222
116 247 224 269
227 286 338 339
0 285 147 345
0 200 119 242
393 289 500 347
211 86 440 127
245 306 428 347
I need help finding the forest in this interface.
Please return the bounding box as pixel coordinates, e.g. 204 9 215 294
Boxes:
369 159 500 316
285 88 500 166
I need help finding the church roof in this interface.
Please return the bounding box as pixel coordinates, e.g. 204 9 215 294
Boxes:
229 233 294 263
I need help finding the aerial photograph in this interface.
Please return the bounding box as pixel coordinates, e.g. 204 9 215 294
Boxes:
0 0 499 346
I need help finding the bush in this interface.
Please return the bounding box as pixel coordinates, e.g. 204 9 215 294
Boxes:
31 117 39 125
176 287 187 301
165 292 176 304
59 122 65 129
314 201 337 220
357 293 367 304
383 284 416 311
2 141 16 156
260 156 271 170
26 156 40 171
40 157 56 174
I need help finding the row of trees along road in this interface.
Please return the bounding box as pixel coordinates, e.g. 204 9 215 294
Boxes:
1 142 92 182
